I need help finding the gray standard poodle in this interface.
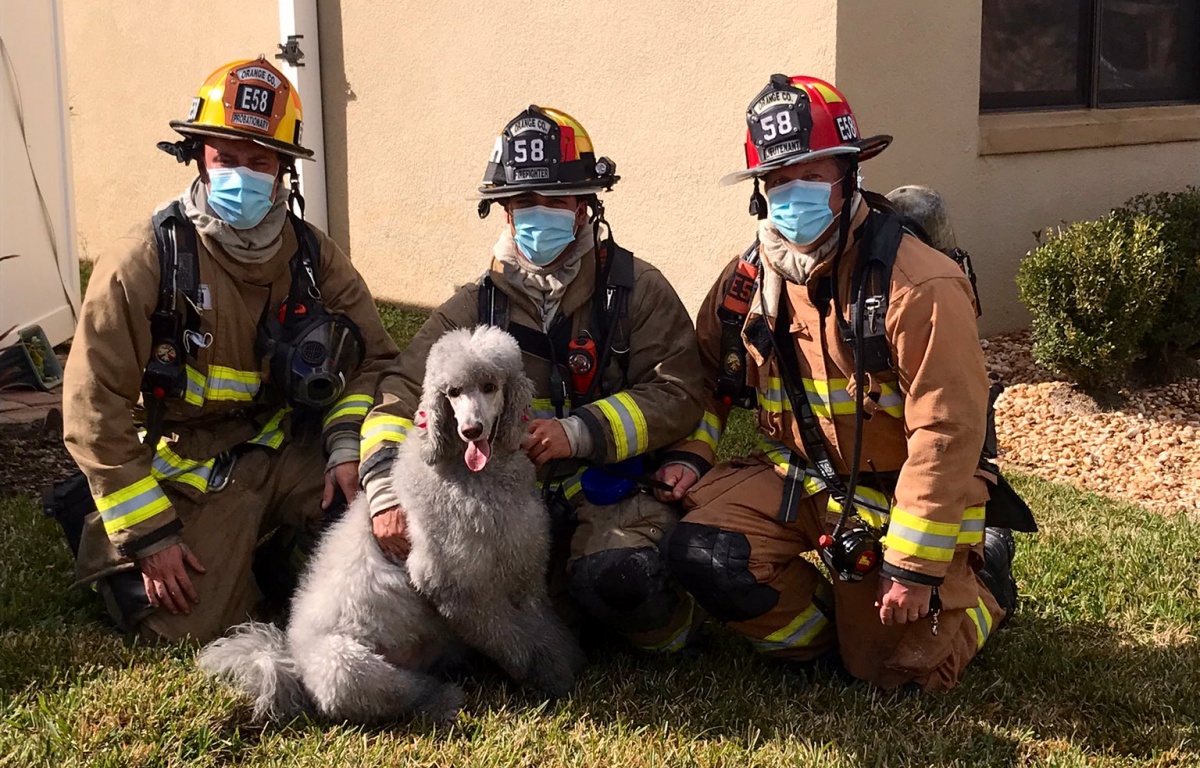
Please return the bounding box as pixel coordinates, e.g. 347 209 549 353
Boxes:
199 326 585 723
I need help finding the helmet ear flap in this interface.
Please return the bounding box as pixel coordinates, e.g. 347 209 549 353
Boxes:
749 178 768 219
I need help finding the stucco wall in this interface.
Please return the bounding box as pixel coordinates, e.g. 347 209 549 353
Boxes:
63 0 280 259
835 0 1200 332
317 0 839 316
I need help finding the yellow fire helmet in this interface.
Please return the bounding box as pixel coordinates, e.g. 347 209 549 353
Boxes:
162 56 314 162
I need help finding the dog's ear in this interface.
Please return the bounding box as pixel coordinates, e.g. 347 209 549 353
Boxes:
496 369 535 452
419 390 457 465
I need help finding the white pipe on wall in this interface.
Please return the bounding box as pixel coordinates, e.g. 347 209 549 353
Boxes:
278 0 328 232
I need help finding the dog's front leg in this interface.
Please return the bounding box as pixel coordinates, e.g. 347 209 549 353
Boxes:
433 597 540 686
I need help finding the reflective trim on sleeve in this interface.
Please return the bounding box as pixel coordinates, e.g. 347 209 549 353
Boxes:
205 365 260 402
751 601 830 653
323 393 374 429
687 411 723 452
360 414 414 461
248 407 290 449
593 392 649 461
958 506 987 546
96 476 172 535
882 507 961 563
757 377 904 419
966 595 994 649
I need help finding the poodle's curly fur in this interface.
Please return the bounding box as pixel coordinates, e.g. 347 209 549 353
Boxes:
199 327 585 724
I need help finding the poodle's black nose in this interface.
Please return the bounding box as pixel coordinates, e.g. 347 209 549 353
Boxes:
461 423 484 440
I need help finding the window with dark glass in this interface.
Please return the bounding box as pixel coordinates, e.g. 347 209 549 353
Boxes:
981 0 1200 111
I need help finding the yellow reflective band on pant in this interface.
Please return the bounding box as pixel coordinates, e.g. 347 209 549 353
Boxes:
758 377 904 419
531 397 572 421
360 414 414 460
966 595 994 649
687 411 722 452
96 476 172 534
634 595 695 653
751 601 830 653
593 392 648 461
248 408 290 449
323 393 374 429
882 507 961 563
150 441 216 493
204 365 260 402
539 469 584 501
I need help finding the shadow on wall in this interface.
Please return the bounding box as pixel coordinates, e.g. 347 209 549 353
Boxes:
317 0 353 257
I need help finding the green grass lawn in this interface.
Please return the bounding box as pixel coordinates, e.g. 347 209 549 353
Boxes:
3 304 1198 767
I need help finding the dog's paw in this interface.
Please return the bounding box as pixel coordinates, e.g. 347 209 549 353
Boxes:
521 654 579 701
415 682 464 724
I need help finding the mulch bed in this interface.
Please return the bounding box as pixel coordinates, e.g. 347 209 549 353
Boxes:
0 412 78 499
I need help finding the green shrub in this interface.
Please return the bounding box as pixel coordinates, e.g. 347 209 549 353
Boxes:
1115 187 1200 366
1017 213 1171 389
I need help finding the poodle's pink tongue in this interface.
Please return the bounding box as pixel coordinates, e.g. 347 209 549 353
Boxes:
465 439 491 472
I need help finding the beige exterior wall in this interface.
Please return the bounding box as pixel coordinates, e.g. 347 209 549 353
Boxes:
63 1 1200 335
63 0 280 259
835 0 1200 332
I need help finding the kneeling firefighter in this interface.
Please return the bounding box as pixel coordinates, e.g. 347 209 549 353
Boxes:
656 75 1033 690
54 58 398 643
362 106 706 651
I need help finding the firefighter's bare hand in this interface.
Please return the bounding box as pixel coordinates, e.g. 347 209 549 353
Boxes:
138 543 206 616
372 506 410 561
654 463 699 502
323 461 361 509
875 576 932 625
524 419 571 468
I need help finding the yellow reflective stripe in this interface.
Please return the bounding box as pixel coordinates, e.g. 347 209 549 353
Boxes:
184 366 205 406
752 602 830 652
248 407 290 449
883 507 960 563
531 397 572 420
966 596 993 649
539 469 585 501
877 382 905 418
757 436 792 468
760 377 903 418
96 476 171 534
593 392 648 461
687 411 722 451
635 597 695 653
323 393 374 429
360 414 414 459
958 506 987 546
205 365 260 401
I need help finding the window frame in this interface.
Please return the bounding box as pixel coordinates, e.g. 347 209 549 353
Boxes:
980 0 1200 113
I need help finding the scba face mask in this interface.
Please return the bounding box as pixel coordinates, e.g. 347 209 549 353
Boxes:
512 205 578 266
767 178 836 247
207 166 277 230
269 309 365 410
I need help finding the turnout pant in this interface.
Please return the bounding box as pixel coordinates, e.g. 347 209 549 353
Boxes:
664 458 1004 691
74 439 329 643
560 492 700 653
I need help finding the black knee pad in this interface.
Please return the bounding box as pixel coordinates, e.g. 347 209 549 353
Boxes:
660 522 779 623
568 547 679 635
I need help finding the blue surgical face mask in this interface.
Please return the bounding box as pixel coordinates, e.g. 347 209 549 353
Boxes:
511 205 578 266
206 166 277 230
767 178 836 247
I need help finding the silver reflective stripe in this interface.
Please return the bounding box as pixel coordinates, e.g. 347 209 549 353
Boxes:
886 522 958 553
98 484 167 524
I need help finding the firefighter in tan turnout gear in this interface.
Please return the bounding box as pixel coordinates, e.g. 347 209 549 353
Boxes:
363 106 706 651
657 75 1019 690
61 58 398 642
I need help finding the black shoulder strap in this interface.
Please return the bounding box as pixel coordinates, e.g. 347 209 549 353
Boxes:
594 242 635 387
847 210 904 375
287 212 321 297
142 201 201 448
478 273 509 329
